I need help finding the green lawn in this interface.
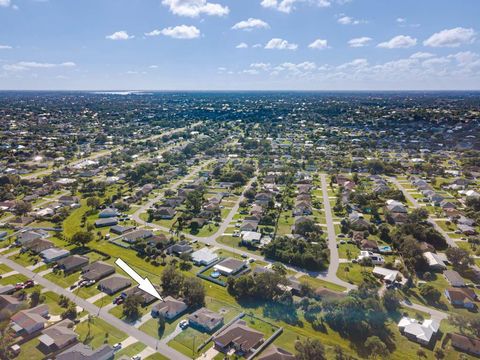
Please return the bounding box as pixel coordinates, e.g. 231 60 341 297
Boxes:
114 342 146 359
16 337 44 360
168 327 211 358
145 353 170 360
0 273 28 285
337 263 370 285
74 316 127 349
0 262 12 274
44 270 80 288
298 275 347 292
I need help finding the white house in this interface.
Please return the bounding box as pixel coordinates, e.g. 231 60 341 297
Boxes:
398 317 439 345
423 252 447 271
191 248 219 266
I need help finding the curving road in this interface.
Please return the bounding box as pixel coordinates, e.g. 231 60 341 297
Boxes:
0 254 188 360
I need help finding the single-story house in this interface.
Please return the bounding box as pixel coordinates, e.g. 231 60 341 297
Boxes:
241 231 262 246
372 266 399 283
458 224 477 235
151 296 187 319
424 252 447 271
124 286 158 306
213 320 264 355
23 238 54 253
154 207 177 219
450 333 480 356
40 248 70 263
0 295 24 321
99 208 119 218
443 270 465 287
38 319 77 353
56 255 89 274
166 241 193 256
213 258 247 276
188 307 224 332
110 225 135 235
258 345 295 360
10 304 49 334
123 229 153 244
81 262 115 282
191 248 219 266
98 276 132 295
240 220 259 232
445 288 478 309
56 343 114 360
94 218 118 228
398 317 439 345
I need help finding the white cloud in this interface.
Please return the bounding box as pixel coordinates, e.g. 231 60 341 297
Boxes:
348 37 371 47
337 15 366 25
0 0 11 7
265 38 298 50
242 69 260 75
149 65 159 69
106 31 134 40
236 42 248 48
377 35 417 49
261 0 330 14
308 38 328 49
253 43 263 48
0 45 12 49
3 61 76 71
423 27 476 48
250 62 271 70
337 58 368 70
410 52 435 59
448 51 480 67
162 0 229 17
232 18 269 31
396 17 406 23
146 25 200 39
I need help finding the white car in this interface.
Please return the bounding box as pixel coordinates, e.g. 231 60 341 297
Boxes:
131 356 141 360
179 320 189 329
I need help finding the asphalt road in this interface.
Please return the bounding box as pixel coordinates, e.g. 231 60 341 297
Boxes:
388 177 458 248
0 255 188 360
21 123 202 180
318 174 357 290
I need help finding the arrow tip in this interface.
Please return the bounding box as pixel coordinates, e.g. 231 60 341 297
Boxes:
138 278 163 301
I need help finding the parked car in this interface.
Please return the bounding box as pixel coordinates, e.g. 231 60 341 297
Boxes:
131 356 141 360
179 320 189 329
23 280 35 288
15 283 24 291
113 343 122 351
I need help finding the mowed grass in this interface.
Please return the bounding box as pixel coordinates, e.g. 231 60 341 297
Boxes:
114 342 146 359
298 275 347 292
74 317 127 349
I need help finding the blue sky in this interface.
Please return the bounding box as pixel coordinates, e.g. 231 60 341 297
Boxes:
0 0 479 90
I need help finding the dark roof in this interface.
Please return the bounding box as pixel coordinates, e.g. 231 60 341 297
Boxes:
40 319 77 349
214 320 264 353
258 345 295 360
451 333 480 354
57 255 89 271
124 286 158 305
82 261 115 281
98 276 132 294
188 307 223 328
56 343 114 360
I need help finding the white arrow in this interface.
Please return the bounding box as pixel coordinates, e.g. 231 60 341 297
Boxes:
115 258 163 301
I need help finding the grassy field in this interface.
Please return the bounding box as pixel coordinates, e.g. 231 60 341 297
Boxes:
298 275 347 292
74 316 128 349
114 342 146 359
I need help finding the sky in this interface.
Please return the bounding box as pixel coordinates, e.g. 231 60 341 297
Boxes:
0 0 479 90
